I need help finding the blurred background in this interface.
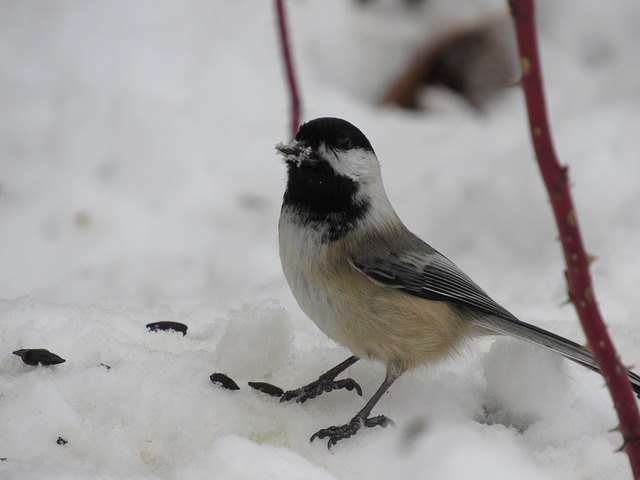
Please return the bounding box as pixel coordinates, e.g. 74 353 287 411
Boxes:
1 0 639 325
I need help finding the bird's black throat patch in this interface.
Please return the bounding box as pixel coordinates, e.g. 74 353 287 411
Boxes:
283 160 369 242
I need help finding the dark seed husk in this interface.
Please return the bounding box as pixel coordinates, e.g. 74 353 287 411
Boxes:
210 372 240 391
248 381 285 397
145 321 188 336
13 349 66 366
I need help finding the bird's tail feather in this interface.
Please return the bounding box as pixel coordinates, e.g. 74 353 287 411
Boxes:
474 314 640 397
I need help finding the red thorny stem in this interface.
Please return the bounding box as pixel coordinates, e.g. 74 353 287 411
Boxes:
275 0 301 139
509 1 640 476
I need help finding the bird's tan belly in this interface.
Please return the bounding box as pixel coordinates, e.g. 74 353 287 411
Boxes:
324 270 476 374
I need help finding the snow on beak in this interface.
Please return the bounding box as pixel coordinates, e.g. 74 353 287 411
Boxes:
275 140 311 166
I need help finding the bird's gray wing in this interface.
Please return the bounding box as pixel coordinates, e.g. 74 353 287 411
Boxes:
352 242 640 396
351 247 514 320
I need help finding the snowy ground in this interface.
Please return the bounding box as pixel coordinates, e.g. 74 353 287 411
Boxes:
1 0 640 479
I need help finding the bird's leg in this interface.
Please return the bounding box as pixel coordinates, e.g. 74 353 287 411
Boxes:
310 369 400 448
280 356 362 403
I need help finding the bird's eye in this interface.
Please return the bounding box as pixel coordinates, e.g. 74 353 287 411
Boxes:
337 137 353 150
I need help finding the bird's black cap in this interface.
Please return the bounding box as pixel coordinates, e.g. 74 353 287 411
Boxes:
295 117 374 154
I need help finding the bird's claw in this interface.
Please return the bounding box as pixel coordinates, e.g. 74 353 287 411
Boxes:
280 376 362 404
310 414 394 449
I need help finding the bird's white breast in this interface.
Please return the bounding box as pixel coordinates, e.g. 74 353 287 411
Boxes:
278 208 347 343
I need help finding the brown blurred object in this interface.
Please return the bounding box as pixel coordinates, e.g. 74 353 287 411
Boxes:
382 17 518 110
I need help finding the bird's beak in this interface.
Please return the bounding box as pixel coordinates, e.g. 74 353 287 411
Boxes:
275 141 301 156
275 140 311 166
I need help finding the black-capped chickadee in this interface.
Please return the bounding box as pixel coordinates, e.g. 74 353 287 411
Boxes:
275 117 640 448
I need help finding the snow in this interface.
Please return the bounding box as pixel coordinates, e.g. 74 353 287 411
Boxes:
1 0 640 478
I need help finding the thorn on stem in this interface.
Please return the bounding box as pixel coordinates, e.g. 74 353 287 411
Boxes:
615 441 627 453
559 298 572 307
501 77 522 89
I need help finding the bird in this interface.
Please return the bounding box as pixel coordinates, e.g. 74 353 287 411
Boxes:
275 116 640 448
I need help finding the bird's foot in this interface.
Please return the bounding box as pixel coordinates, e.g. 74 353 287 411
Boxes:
310 413 395 449
280 375 362 403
